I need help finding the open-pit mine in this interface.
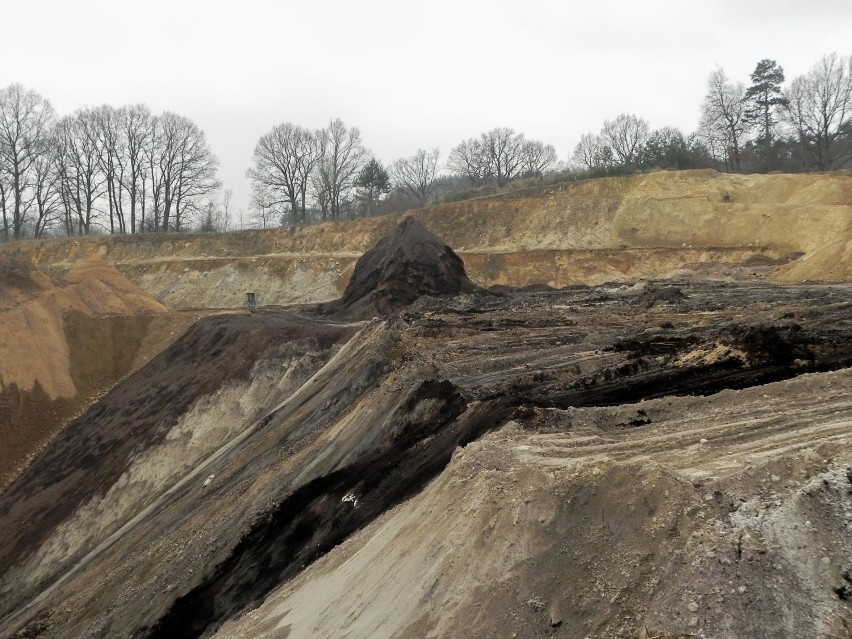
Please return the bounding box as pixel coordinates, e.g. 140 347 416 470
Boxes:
0 170 850 639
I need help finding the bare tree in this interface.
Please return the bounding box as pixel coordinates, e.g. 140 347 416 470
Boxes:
390 147 440 207
702 69 750 172
293 129 320 222
154 112 183 231
449 128 528 186
145 115 165 232
520 139 558 177
152 112 219 232
221 188 232 231
93 105 125 234
117 104 152 234
310 170 331 220
697 110 728 170
247 123 319 226
572 133 613 171
784 53 852 170
175 134 220 231
196 188 232 233
0 178 7 239
56 109 104 235
30 131 62 237
198 198 229 233
480 127 525 186
447 137 489 185
315 119 366 220
249 182 278 229
0 84 55 240
600 114 649 167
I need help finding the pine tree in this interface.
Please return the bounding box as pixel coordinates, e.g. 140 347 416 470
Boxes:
745 59 787 171
354 158 391 217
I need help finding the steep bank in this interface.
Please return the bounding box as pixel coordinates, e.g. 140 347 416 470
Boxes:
0 259 177 488
1 170 849 309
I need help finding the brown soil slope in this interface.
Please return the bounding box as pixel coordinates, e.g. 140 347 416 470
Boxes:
2 170 849 309
0 259 170 488
0 258 167 399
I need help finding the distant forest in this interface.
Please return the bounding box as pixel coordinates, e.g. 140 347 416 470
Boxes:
1 53 850 240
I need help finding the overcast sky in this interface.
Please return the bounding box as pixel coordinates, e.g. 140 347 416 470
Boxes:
2 0 851 213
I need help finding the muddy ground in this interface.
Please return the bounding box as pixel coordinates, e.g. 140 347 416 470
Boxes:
0 275 850 639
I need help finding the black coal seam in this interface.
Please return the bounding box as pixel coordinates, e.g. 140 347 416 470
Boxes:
517 356 852 409
138 383 515 639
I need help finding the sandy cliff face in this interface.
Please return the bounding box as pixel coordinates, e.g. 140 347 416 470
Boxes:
3 170 849 310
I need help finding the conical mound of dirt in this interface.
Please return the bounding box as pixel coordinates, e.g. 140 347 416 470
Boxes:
322 217 480 319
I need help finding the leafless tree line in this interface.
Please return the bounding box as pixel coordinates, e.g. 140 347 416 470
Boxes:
7 53 848 239
699 53 852 172
248 121 563 227
573 113 713 174
572 53 852 176
447 128 558 186
0 84 221 241
251 52 850 229
248 119 444 226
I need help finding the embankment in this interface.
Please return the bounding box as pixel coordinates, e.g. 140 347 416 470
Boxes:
2 170 849 309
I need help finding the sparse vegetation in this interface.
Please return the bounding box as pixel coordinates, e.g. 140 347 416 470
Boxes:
0 251 33 279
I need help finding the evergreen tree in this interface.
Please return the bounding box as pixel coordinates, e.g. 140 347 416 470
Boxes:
745 59 787 171
354 158 390 217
